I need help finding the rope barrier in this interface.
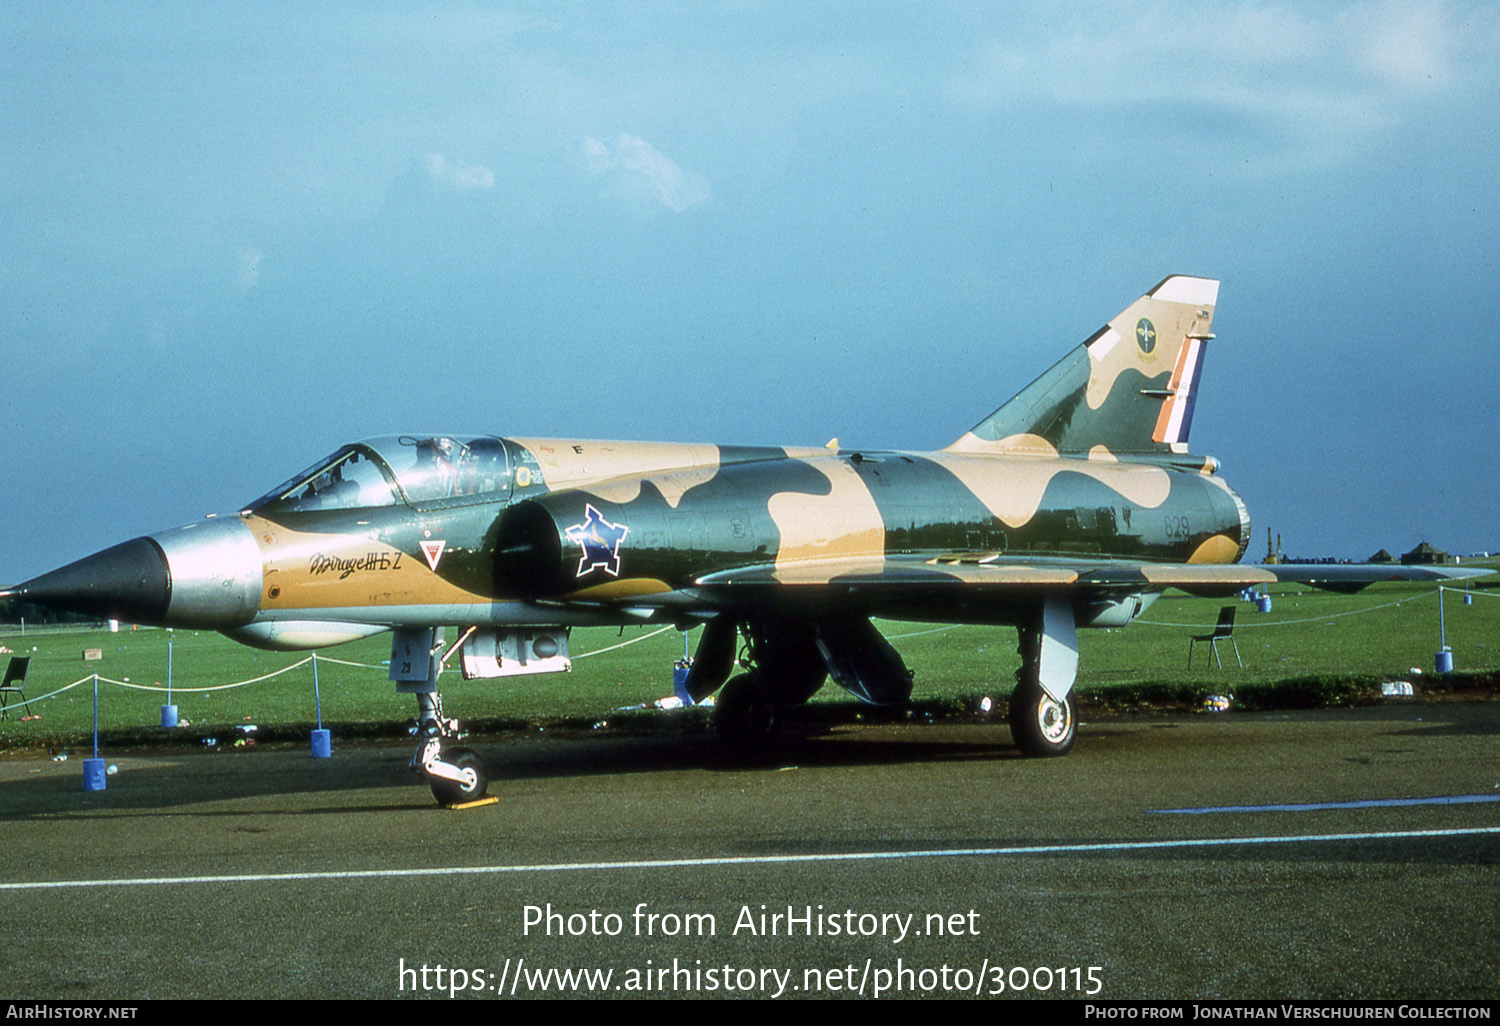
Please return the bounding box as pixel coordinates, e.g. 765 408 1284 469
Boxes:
573 624 675 659
0 674 94 715
0 626 680 716
96 657 314 693
3 587 1487 717
312 656 386 670
887 624 961 640
311 626 680 669
1136 589 1441 629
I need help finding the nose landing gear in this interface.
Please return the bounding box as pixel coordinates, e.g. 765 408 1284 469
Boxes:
410 691 489 806
393 628 490 806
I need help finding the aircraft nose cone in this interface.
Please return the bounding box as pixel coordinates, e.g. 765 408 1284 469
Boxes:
15 537 172 624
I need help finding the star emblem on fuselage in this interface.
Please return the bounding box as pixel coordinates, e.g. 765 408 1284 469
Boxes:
564 504 630 578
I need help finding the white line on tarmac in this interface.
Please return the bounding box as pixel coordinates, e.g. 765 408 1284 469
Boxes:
3 826 1497 892
1151 794 1500 815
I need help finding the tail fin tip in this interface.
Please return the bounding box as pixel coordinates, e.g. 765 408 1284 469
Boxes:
1150 274 1220 308
949 275 1221 457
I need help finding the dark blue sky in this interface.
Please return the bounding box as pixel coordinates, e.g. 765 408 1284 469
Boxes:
4 2 1497 582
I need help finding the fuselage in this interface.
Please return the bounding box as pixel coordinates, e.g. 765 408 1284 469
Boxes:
16 433 1249 650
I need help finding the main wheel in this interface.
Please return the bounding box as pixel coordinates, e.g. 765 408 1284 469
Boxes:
429 746 489 806
714 672 779 762
1008 681 1076 757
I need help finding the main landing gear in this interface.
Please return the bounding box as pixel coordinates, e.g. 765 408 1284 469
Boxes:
706 615 914 762
1008 678 1076 757
412 691 489 806
1007 597 1078 757
713 671 780 761
706 618 835 763
700 603 1082 763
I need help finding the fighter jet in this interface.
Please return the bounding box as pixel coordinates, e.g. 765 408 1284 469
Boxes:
9 275 1485 804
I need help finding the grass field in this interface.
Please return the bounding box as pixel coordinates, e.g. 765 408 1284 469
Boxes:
2 575 1496 753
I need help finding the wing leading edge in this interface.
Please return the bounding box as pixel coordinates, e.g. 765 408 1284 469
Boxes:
693 555 1490 599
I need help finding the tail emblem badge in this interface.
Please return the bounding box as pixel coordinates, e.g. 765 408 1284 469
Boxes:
1135 318 1157 355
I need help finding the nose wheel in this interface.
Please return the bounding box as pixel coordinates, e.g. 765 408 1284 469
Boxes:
420 740 489 806
411 691 490 806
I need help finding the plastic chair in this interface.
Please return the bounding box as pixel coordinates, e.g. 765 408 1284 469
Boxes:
0 656 33 720
1188 607 1241 670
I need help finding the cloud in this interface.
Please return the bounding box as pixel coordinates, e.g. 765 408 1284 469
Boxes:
946 1 1497 168
1359 2 1458 90
237 247 264 291
582 134 712 212
424 152 496 191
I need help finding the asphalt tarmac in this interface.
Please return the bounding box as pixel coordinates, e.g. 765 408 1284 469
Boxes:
2 703 1496 1000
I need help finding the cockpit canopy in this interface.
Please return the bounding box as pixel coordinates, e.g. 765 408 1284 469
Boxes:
245 435 511 514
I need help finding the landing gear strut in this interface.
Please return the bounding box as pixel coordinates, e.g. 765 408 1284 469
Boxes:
411 688 489 806
710 618 831 762
1008 678 1076 756
393 628 490 806
1008 599 1078 757
714 671 779 761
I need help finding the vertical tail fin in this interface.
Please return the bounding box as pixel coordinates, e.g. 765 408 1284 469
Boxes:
948 275 1219 457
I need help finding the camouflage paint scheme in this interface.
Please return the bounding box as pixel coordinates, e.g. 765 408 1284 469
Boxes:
12 275 1488 762
244 276 1250 632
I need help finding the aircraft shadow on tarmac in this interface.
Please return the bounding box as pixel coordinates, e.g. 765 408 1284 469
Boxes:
1380 716 1500 738
495 720 1032 779
0 718 1042 819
